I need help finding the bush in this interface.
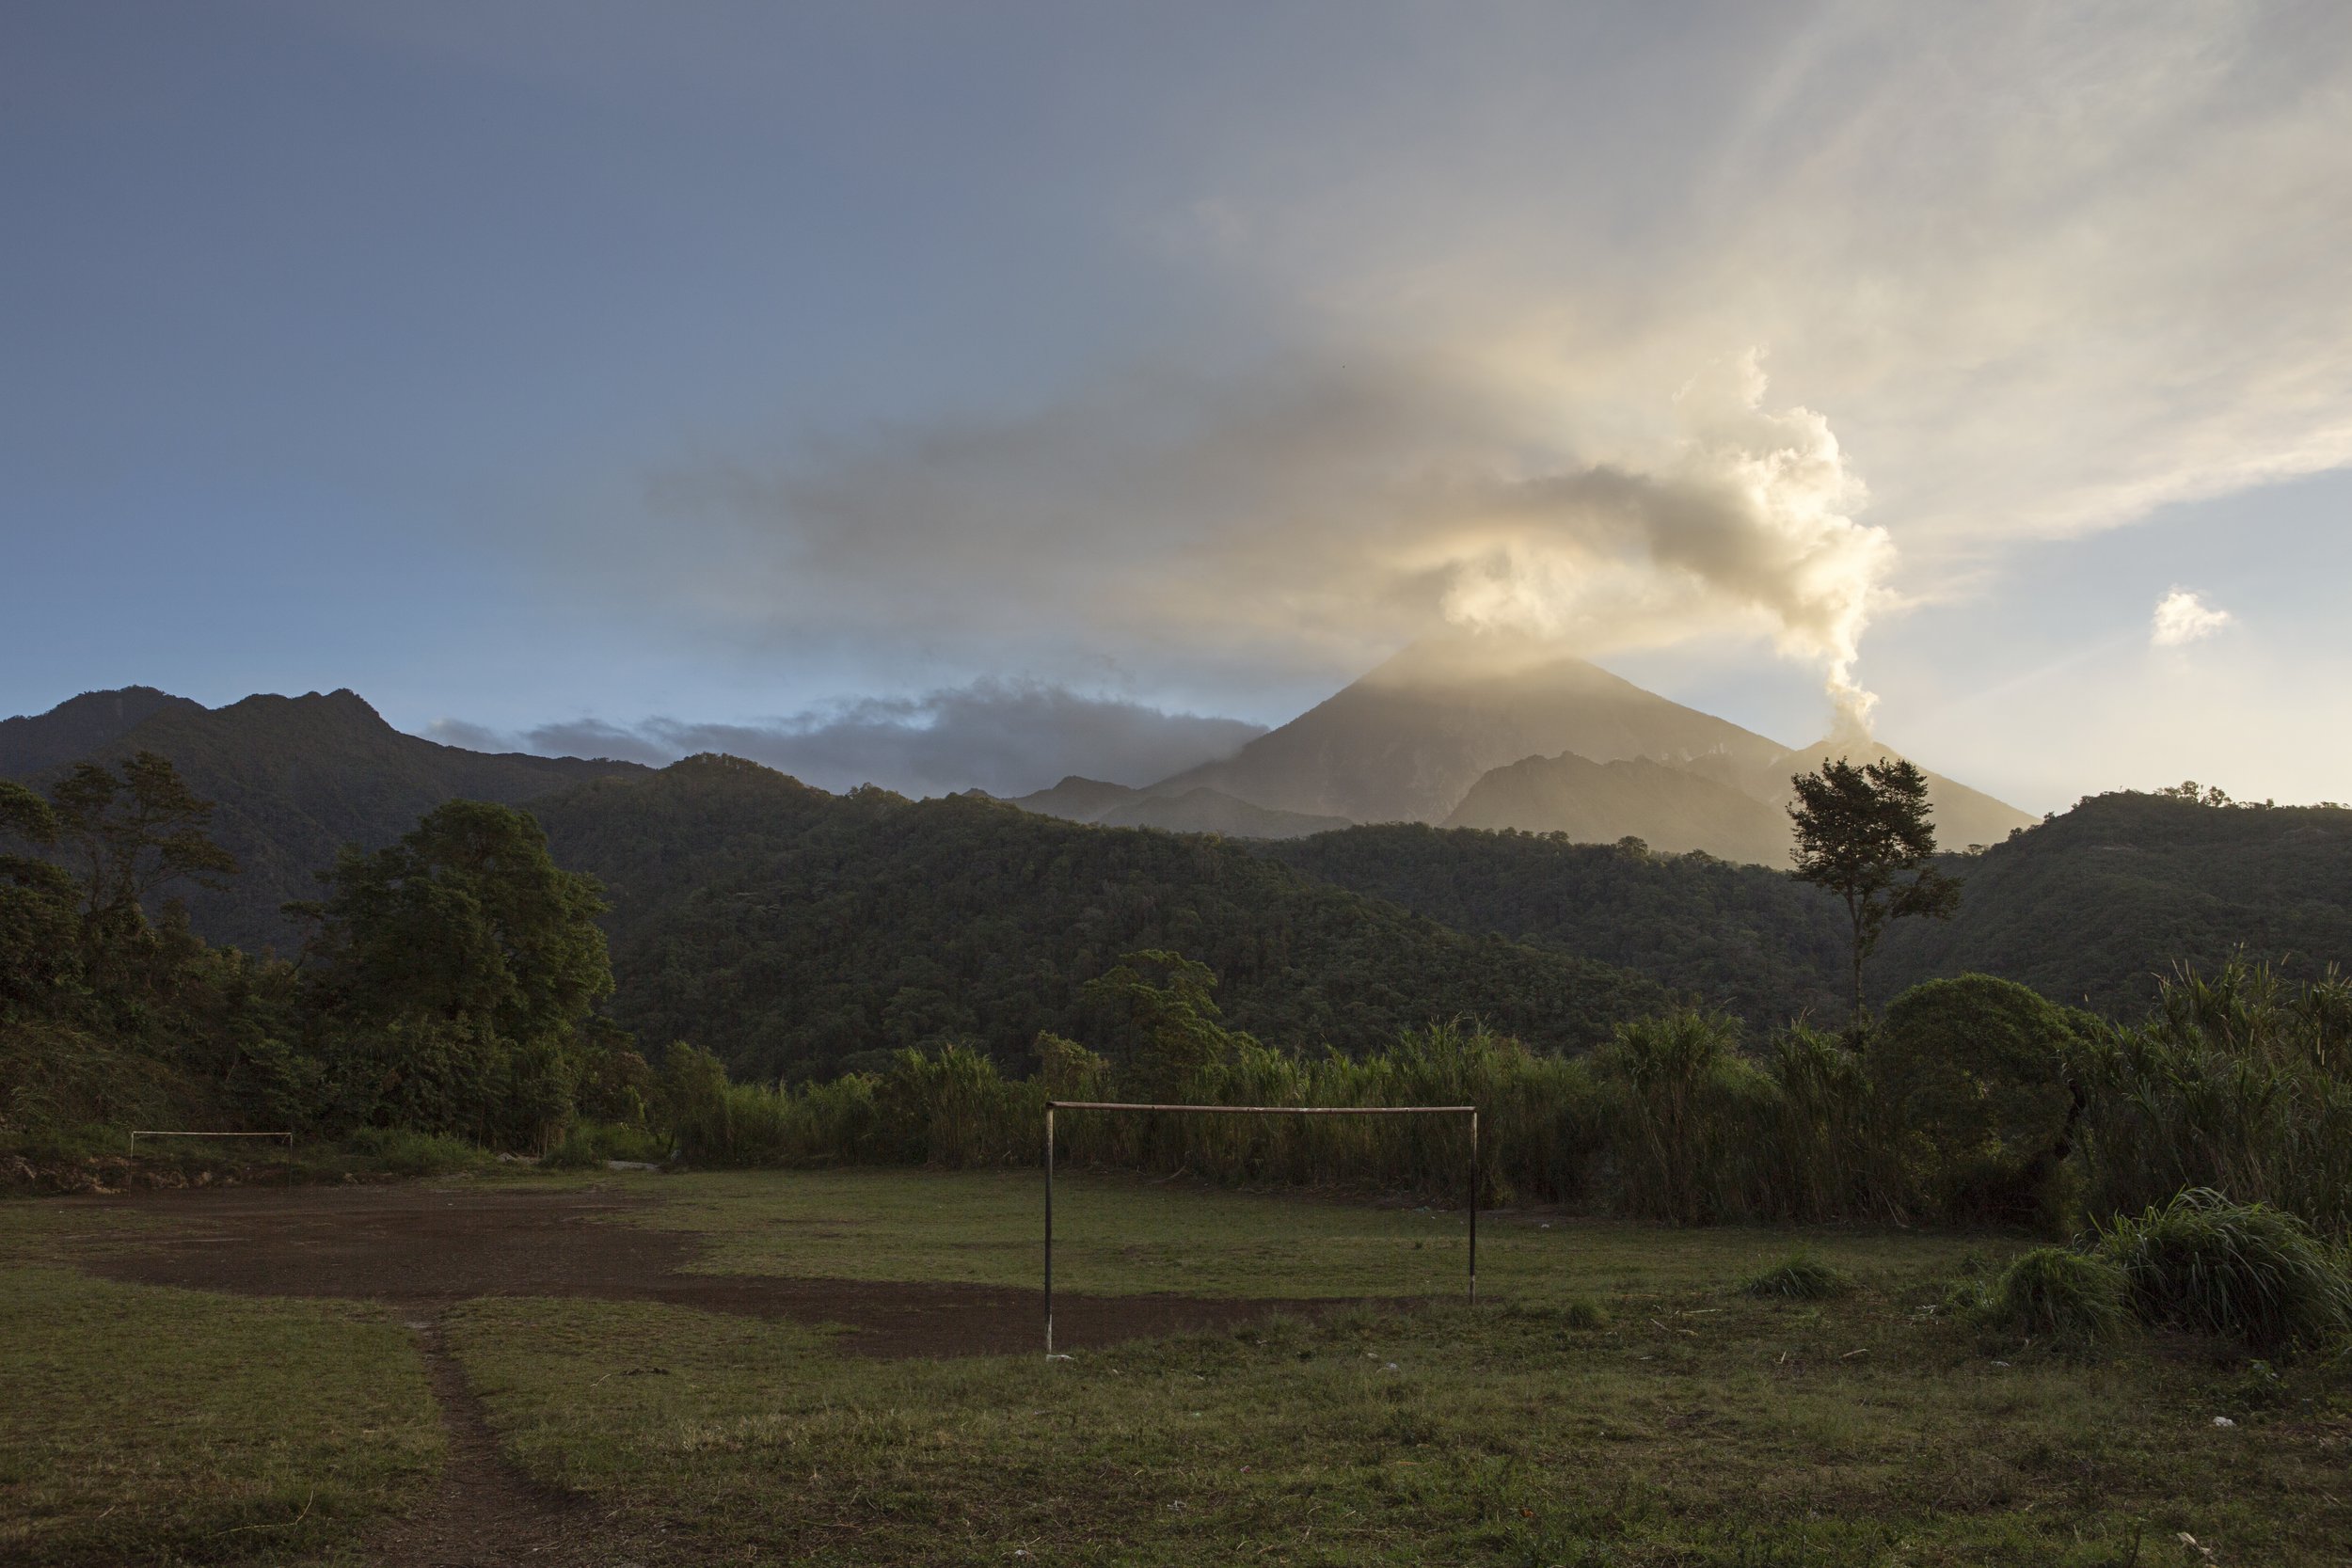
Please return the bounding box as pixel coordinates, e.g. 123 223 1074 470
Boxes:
1870 975 2088 1227
543 1120 670 1170
2095 1188 2352 1356
1959 1246 2131 1353
2073 958 2352 1238
342 1127 494 1178
1738 1252 1852 1300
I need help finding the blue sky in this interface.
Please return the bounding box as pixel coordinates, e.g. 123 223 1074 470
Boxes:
7 2 2349 811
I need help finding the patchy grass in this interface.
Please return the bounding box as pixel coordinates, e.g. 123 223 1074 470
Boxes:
448 1281 2352 1566
8 1169 2348 1565
1738 1251 1854 1300
0 1266 439 1565
606 1166 1987 1301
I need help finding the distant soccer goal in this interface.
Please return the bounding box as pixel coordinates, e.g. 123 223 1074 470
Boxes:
1040 1100 1479 1356
127 1130 294 1158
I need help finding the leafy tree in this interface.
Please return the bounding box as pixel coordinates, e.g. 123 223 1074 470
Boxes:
1870 974 2090 1224
1081 950 1254 1098
298 800 613 1148
47 752 239 926
0 781 81 1009
1788 757 1961 1020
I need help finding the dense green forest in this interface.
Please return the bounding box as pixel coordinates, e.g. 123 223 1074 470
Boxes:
1268 791 2352 1022
1265 826 1851 1023
530 755 1678 1082
7 748 2349 1282
1871 788 2352 1013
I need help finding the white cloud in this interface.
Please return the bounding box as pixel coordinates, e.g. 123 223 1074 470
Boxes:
425 679 1263 798
2151 589 2233 648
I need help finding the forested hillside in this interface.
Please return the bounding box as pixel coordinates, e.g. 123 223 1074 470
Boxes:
1272 794 2352 1023
1266 826 1851 1024
0 688 641 951
1872 790 2352 1014
531 755 1679 1081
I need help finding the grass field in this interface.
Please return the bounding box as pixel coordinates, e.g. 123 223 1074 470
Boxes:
3 1170 2347 1566
0 1206 440 1566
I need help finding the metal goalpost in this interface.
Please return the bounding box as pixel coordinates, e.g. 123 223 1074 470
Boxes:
128 1131 294 1156
1040 1100 1479 1357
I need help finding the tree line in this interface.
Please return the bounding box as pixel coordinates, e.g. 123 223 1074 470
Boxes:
1 754 644 1153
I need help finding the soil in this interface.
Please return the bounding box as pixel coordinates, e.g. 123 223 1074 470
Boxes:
55 1181 1367 1566
74 1181 1343 1357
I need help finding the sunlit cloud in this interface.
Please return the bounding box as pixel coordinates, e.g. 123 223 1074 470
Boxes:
2151 589 2233 648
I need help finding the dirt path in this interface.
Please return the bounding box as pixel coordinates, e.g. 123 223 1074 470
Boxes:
74 1182 1355 1357
61 1181 1371 1563
363 1316 647 1568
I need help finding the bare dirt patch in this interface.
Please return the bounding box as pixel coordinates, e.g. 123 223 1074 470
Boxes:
363 1318 634 1568
69 1182 1361 1357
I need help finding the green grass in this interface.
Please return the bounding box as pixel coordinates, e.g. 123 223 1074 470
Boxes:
6 1170 2348 1566
1737 1251 1854 1300
447 1284 2352 1566
0 1266 440 1565
606 1166 1989 1301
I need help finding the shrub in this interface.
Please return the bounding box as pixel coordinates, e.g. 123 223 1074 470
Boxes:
1959 1246 2131 1352
2073 958 2352 1238
1738 1252 1852 1301
1870 975 2088 1227
543 1120 669 1170
2095 1187 2352 1355
342 1126 494 1178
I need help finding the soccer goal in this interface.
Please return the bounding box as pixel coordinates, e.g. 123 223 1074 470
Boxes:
127 1130 294 1157
1040 1100 1479 1356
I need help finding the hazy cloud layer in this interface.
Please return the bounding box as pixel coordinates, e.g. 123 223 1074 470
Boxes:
428 681 1263 798
567 1 2351 740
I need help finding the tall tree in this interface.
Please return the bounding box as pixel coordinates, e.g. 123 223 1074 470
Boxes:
48 752 239 924
1788 757 1961 1021
297 800 613 1147
0 780 81 1007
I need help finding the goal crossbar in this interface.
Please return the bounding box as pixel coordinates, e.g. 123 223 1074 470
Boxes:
1041 1100 1479 1357
128 1131 294 1154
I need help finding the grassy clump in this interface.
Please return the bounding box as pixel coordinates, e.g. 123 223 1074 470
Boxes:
1737 1251 1852 1300
543 1120 670 1170
342 1125 496 1177
1957 1245 2132 1353
2095 1188 2352 1356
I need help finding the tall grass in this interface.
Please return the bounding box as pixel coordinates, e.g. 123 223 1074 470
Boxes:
2094 1188 2351 1356
2073 958 2352 1236
649 955 2351 1241
658 1015 1908 1220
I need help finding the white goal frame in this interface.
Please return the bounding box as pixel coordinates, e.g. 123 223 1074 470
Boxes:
128 1130 294 1157
1041 1100 1479 1356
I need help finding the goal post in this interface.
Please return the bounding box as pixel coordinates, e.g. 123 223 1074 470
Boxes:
127 1131 294 1156
1041 1101 1479 1357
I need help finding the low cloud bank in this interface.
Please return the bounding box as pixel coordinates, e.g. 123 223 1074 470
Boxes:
427 680 1264 798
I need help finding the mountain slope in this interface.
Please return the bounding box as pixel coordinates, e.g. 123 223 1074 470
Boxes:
1873 792 2352 1012
1266 826 1850 1024
1000 775 1350 838
0 688 644 951
1001 775 1143 822
1443 752 1796 863
1761 739 2038 852
1150 637 1791 824
0 686 203 776
1273 794 2352 1023
1096 787 1351 838
529 755 1680 1079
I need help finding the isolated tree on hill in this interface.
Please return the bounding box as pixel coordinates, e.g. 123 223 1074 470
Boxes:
1788 756 1961 1022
